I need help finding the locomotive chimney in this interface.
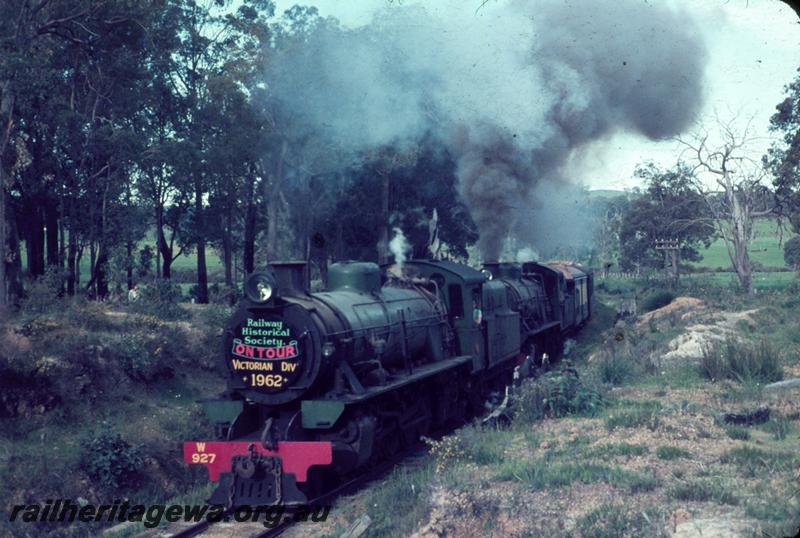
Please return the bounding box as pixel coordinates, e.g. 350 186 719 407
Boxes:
270 261 309 295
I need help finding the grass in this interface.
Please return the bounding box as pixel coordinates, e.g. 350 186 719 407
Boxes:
699 337 784 384
604 400 661 431
719 445 799 477
576 504 667 538
724 425 751 441
500 460 658 493
691 219 787 269
656 445 692 461
358 464 435 538
667 479 739 505
582 443 649 459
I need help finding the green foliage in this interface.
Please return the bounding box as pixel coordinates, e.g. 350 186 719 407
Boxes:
594 352 637 386
745 494 797 521
604 401 661 431
618 162 713 272
641 290 675 313
455 427 508 466
513 365 604 422
501 460 657 493
699 338 784 383
760 413 791 441
131 279 186 320
582 443 648 459
361 465 433 538
107 333 169 382
576 504 667 538
784 236 800 269
720 446 798 477
668 479 738 505
724 425 751 441
22 266 66 314
82 431 144 491
656 445 691 460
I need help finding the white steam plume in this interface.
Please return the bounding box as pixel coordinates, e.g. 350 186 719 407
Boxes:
389 227 411 268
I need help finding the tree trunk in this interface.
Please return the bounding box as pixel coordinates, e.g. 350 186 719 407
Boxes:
89 181 110 299
0 79 13 306
67 228 76 296
243 170 256 274
672 249 680 286
0 166 5 307
46 200 58 267
4 201 23 304
155 205 172 280
75 245 82 288
223 208 233 286
729 185 754 296
194 178 208 304
126 239 134 290
27 206 45 276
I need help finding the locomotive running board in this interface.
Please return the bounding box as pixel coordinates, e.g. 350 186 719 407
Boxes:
339 355 473 404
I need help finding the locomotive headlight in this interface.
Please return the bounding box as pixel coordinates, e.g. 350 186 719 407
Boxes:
481 269 493 281
322 342 336 357
245 272 276 303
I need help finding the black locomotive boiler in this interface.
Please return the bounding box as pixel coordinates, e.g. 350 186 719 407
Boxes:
184 258 593 506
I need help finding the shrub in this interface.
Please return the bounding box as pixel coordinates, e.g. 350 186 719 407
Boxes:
131 279 186 319
605 401 661 431
583 443 648 459
784 235 800 270
82 430 143 491
668 479 738 505
209 283 239 305
196 304 232 331
23 266 66 314
724 425 750 441
455 426 508 466
699 338 783 384
641 290 674 313
501 461 657 493
577 504 667 538
656 445 691 460
721 446 798 477
595 352 636 386
763 413 791 441
107 332 171 381
514 364 604 422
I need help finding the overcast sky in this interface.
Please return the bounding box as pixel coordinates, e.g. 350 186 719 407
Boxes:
273 0 800 190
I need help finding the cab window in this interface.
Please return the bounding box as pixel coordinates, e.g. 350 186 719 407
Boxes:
448 284 464 319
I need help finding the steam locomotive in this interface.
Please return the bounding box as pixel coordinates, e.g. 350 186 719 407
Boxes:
184 258 593 506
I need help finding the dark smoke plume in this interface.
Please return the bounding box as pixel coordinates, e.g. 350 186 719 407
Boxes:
266 0 708 259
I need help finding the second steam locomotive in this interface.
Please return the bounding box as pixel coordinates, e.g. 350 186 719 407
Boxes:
184 258 593 506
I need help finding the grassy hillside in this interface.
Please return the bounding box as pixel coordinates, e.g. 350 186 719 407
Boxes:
692 219 789 270
587 189 627 200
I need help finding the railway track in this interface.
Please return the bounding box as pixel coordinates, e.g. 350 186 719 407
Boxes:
134 446 429 538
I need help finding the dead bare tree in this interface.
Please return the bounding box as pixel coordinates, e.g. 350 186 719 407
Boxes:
679 116 776 296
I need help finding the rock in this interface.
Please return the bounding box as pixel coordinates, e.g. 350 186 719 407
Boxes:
764 378 800 392
668 508 691 531
102 521 138 536
718 406 770 425
670 516 755 537
340 515 372 538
